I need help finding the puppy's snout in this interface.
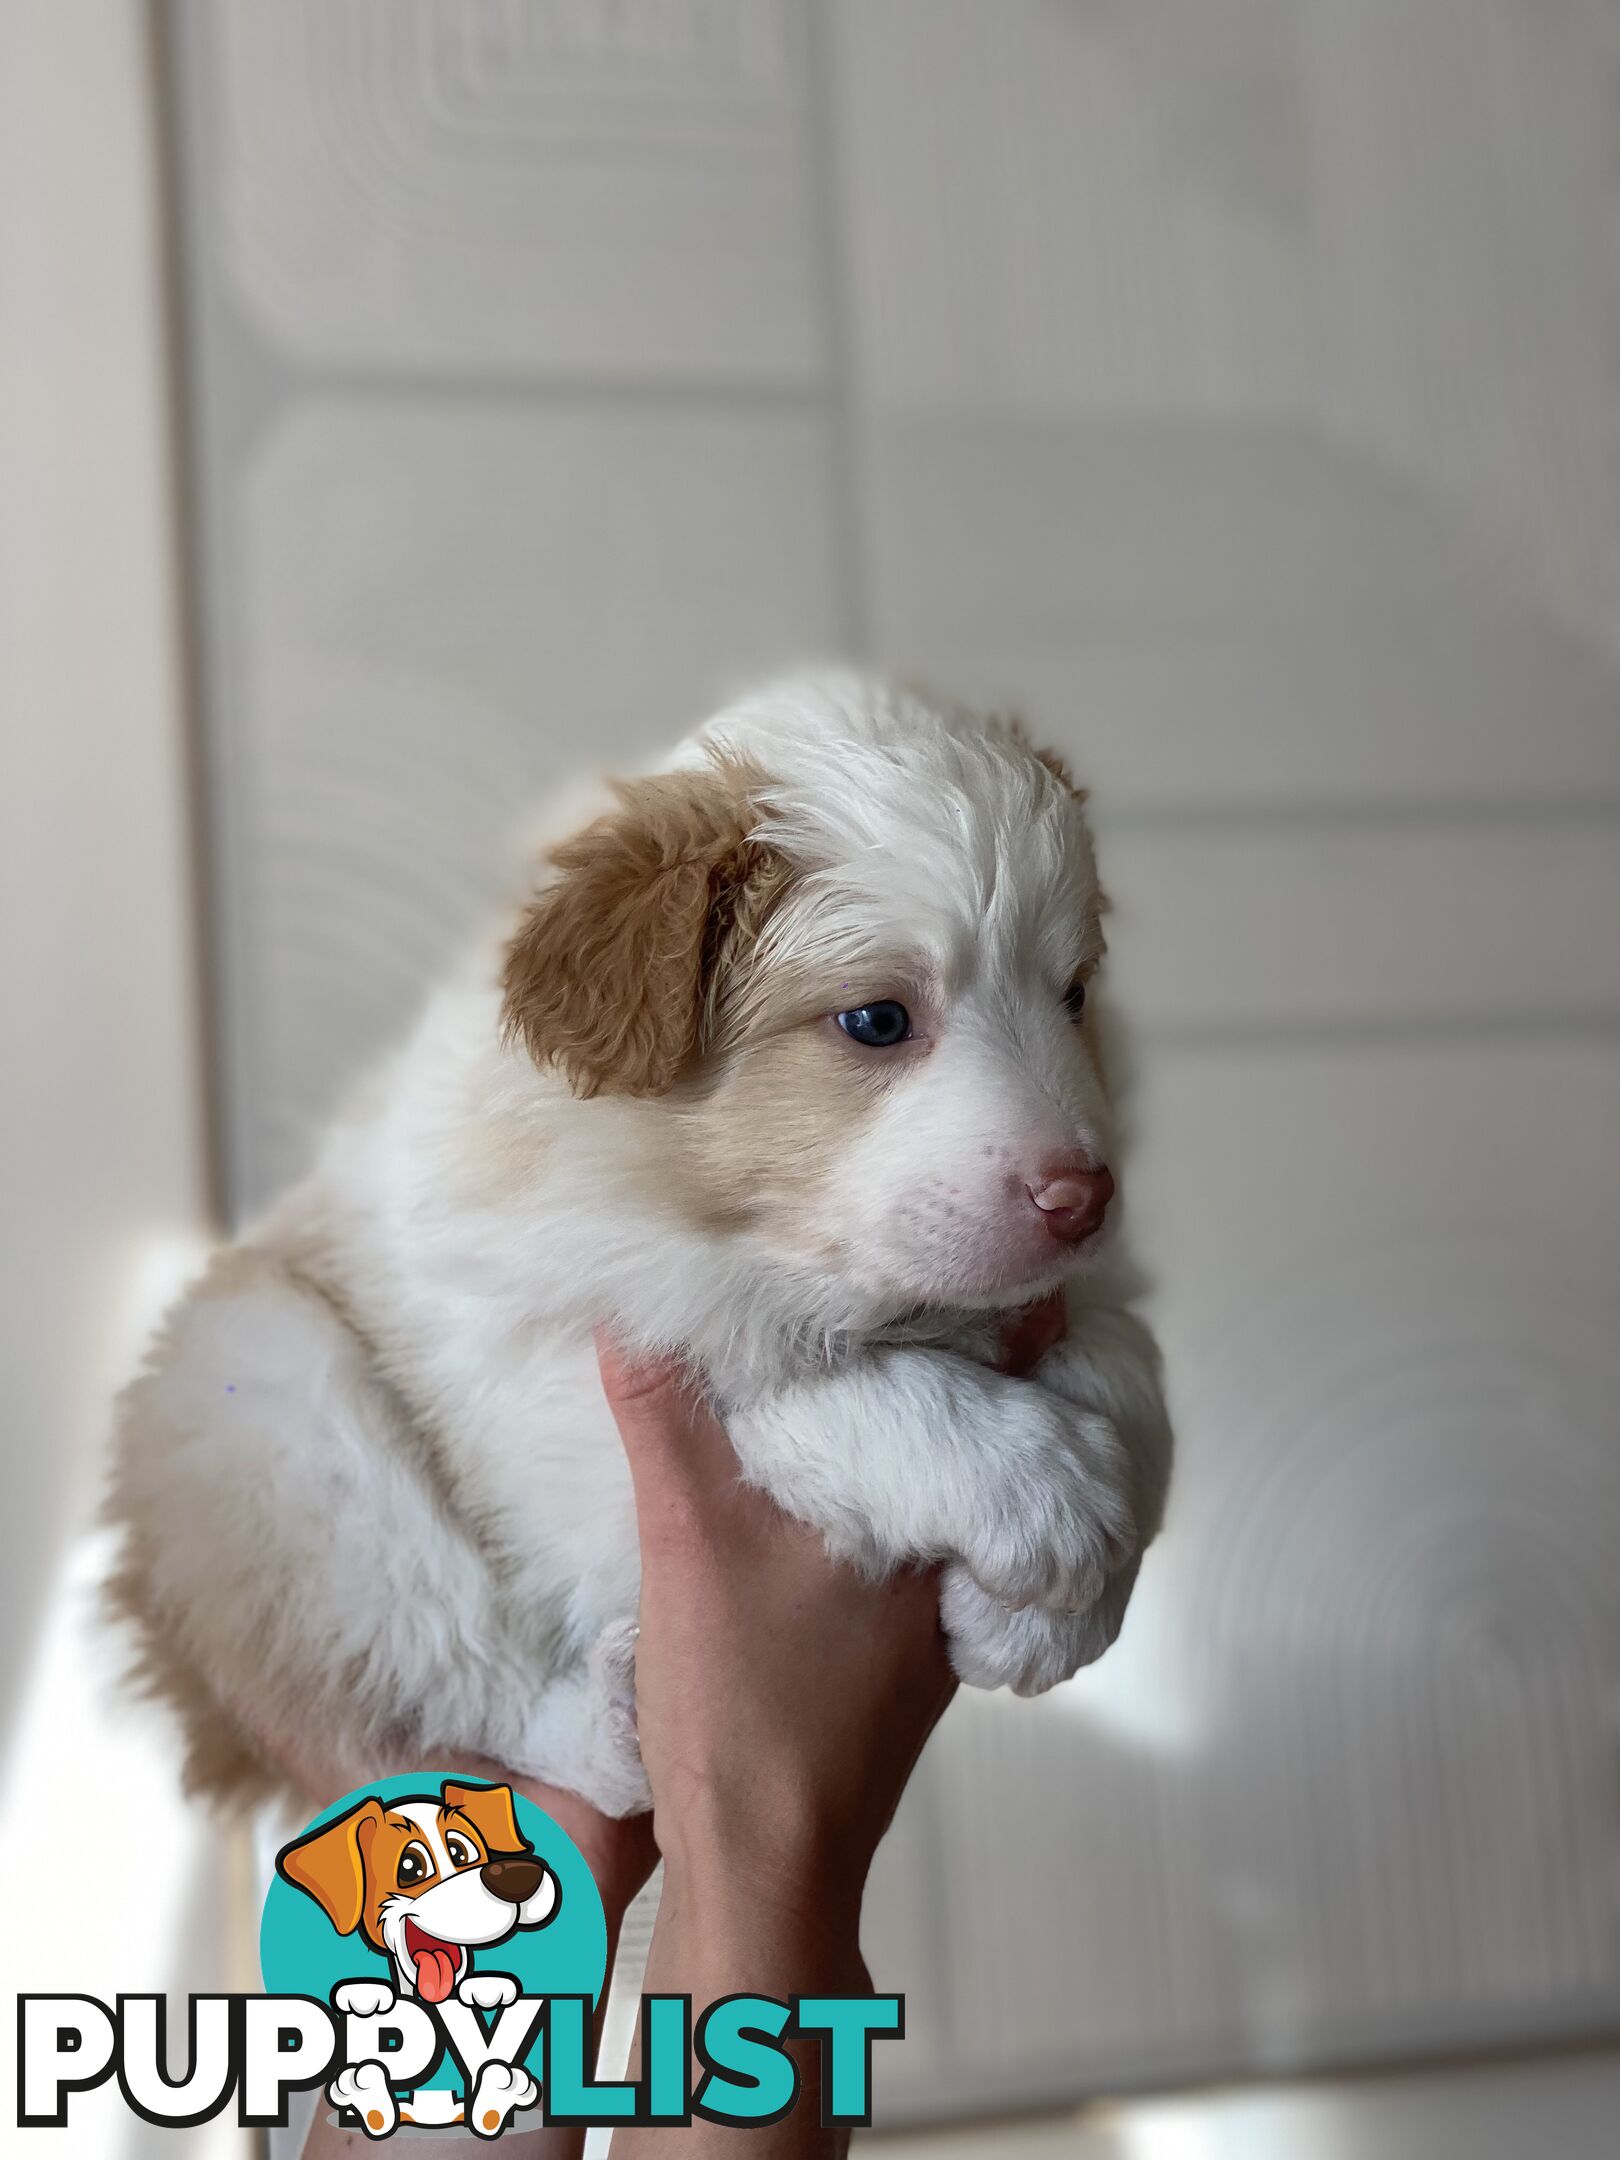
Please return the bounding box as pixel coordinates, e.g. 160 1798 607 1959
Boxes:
1027 1162 1114 1244
481 1854 544 1905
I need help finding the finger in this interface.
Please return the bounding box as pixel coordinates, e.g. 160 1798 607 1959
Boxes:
596 1337 837 1586
995 1289 1068 1376
594 1332 739 1507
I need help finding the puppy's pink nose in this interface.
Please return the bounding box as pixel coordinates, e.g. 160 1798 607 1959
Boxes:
1028 1163 1115 1244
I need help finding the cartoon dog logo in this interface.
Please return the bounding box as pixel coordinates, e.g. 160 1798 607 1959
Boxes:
277 1778 560 2135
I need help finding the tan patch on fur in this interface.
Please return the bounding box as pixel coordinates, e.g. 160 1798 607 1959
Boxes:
448 1080 556 1210
501 760 790 1099
103 1246 296 1808
678 1020 895 1239
103 1534 279 1803
103 1242 431 1812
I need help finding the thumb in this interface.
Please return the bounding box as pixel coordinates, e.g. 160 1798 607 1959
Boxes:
595 1333 736 1509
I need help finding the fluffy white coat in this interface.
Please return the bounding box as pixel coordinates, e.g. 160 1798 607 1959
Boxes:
108 676 1172 1813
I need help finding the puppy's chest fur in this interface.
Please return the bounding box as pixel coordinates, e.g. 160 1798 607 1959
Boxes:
276 1142 998 1655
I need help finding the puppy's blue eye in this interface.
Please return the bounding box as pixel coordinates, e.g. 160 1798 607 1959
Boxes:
1064 982 1087 1020
837 1001 911 1048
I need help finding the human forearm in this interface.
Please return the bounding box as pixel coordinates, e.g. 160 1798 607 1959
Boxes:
597 1347 956 2154
613 1850 867 2158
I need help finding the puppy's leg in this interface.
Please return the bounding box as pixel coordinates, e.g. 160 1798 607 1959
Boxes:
1029 1301 1174 1546
725 1348 1137 1616
935 1303 1170 1691
509 1619 650 1817
106 1244 520 1800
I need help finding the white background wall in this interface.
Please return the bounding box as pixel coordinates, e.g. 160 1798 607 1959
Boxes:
1 8 238 2155
5 3 1620 2152
0 0 209 1734
165 0 1620 2122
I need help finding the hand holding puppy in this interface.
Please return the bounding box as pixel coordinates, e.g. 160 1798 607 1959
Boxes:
599 1341 957 1943
596 1291 1067 1923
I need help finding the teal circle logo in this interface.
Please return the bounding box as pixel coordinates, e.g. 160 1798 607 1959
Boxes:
260 1774 607 2123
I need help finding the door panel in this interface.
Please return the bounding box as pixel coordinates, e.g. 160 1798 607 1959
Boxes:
166 0 1620 2124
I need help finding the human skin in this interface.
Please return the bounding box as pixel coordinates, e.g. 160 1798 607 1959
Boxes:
597 1348 957 2157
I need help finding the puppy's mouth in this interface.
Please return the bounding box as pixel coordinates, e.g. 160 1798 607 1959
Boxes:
928 1242 1084 1313
403 1916 467 2004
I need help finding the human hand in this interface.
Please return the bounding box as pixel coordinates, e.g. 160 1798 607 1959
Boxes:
596 1346 958 1954
595 1292 1067 1915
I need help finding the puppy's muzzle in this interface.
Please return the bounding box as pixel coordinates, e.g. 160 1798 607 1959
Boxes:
481 1853 545 1905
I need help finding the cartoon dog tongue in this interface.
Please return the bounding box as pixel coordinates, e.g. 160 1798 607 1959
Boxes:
406 1922 460 2004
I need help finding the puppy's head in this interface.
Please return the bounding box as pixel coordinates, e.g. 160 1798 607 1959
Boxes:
277 1780 556 2002
503 677 1119 1316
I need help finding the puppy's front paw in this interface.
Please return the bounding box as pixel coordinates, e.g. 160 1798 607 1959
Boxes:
327 2061 396 2138
942 1558 1139 1694
963 1399 1137 1613
468 2060 539 2139
458 1972 519 2011
333 1980 395 2019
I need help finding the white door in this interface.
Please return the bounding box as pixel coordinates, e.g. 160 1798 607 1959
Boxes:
168 0 1620 2122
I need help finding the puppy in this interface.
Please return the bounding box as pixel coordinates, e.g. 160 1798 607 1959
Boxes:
278 1777 559 2003
106 675 1172 1814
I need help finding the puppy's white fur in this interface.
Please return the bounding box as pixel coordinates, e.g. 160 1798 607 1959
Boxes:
107 676 1172 1812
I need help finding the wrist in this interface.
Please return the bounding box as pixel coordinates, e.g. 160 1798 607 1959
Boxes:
657 1798 871 1969
655 1845 869 1997
659 1765 874 1885
567 1826 658 1935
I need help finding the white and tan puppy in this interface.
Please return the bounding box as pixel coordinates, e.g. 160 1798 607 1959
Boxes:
107 676 1172 1815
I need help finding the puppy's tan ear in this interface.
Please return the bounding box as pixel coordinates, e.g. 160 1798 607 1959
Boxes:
502 765 778 1098
276 1797 384 1936
442 1780 529 1857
